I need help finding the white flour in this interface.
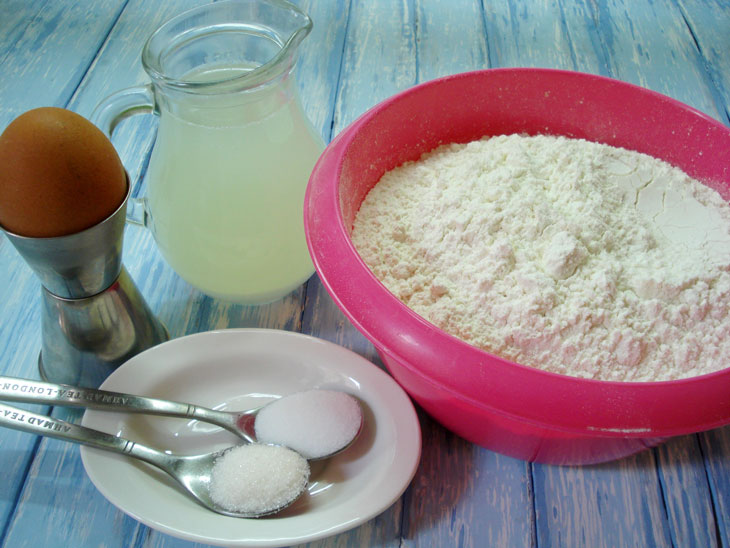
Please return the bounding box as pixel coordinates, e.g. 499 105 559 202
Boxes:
351 134 730 381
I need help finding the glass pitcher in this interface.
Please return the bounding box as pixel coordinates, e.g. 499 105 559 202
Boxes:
92 0 324 305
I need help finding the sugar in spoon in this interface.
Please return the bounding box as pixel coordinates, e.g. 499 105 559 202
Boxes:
0 376 363 460
0 401 309 518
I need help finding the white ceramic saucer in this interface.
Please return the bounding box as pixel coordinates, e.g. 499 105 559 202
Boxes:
80 329 421 547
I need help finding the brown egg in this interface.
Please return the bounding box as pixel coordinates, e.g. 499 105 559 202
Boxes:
0 107 127 238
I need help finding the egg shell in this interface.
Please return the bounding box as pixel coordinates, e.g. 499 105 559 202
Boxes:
0 107 127 238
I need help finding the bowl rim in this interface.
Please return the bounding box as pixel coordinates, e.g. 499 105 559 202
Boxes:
304 67 730 438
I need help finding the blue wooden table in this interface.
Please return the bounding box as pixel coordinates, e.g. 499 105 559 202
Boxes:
1 1 730 546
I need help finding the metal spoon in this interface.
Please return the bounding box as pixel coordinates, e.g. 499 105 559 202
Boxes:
0 401 308 518
0 376 362 460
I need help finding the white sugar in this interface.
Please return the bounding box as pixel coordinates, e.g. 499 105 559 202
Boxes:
254 390 363 459
209 444 309 515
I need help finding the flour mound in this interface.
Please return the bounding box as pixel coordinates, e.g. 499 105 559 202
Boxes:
351 134 730 382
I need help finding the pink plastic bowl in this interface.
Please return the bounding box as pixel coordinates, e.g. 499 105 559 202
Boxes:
304 68 730 464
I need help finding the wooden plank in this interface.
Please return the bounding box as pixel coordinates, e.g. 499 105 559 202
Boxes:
0 0 126 124
1 1 729 547
2 409 144 548
331 0 417 132
3 0 334 540
139 1 351 546
584 0 723 120
286 2 409 547
482 0 726 546
0 0 130 323
0 0 51 68
299 286 404 548
699 425 730 548
291 2 416 547
676 0 730 123
533 452 673 547
294 0 350 140
415 0 489 81
0 0 127 540
482 0 606 73
0 1 197 546
402 414 535 548
654 435 720 548
572 1 730 545
403 1 537 546
301 1 537 546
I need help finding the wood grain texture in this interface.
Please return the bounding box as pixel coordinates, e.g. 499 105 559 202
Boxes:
0 2 199 547
0 0 729 547
415 0 488 80
400 3 538 547
2 410 144 548
402 414 535 548
477 1 730 547
0 0 126 122
297 2 414 546
654 435 720 548
700 425 730 548
585 0 723 119
484 0 592 71
532 451 674 548
677 0 730 123
0 1 127 540
333 0 417 132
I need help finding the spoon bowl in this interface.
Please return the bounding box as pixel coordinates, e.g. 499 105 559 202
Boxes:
0 401 309 518
0 376 363 460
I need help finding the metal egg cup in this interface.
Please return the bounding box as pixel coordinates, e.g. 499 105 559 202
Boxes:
2 177 168 387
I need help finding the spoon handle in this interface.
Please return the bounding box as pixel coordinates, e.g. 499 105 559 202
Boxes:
0 375 240 435
0 401 164 467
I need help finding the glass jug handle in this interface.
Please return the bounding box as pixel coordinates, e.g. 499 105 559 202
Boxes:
90 85 157 227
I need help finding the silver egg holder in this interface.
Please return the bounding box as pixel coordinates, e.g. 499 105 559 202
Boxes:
2 177 168 387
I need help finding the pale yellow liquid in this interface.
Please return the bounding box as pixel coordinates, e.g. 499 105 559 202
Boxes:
146 66 324 304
